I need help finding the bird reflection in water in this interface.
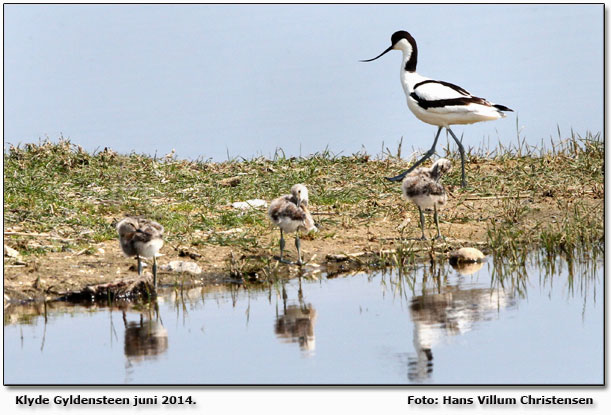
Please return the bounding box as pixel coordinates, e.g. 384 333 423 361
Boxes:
274 279 317 356
408 265 515 382
123 302 168 364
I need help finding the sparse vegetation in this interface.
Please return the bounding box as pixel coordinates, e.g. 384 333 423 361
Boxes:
3 130 603 301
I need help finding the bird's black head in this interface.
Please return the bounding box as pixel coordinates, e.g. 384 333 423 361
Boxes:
390 30 414 47
361 30 418 71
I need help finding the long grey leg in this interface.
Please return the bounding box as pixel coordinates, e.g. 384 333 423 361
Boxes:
418 207 427 240
433 205 442 240
295 235 303 265
446 127 467 187
386 126 443 182
153 255 158 289
137 255 142 276
278 229 292 264
279 229 286 260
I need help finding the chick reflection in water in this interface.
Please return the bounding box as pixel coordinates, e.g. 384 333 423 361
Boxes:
123 308 168 364
408 272 515 381
274 282 317 355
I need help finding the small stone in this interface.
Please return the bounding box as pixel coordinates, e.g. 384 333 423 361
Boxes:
449 247 485 264
217 228 244 235
4 245 20 258
160 261 202 275
231 199 268 210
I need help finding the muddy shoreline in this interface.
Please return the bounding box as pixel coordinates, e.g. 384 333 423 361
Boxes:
3 191 596 304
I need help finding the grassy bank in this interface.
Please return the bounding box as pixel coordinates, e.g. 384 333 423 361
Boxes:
3 132 604 301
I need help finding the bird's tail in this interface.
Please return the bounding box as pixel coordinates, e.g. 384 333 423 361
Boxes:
493 104 513 112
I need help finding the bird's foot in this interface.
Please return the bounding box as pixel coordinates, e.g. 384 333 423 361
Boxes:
275 256 305 266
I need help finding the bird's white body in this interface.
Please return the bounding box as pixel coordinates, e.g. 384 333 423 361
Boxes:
134 238 164 259
272 215 310 234
362 31 511 187
395 38 507 127
405 85 505 127
406 193 446 210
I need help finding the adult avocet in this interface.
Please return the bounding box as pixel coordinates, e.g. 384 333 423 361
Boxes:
402 158 451 240
268 184 317 265
117 217 164 288
362 30 512 187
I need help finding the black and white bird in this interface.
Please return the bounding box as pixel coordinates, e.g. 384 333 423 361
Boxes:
362 30 512 187
117 217 164 289
268 184 317 265
402 158 451 240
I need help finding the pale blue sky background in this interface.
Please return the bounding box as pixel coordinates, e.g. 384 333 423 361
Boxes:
4 4 603 160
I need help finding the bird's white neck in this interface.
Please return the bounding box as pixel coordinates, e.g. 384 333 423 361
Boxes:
396 38 417 71
400 66 427 95
396 39 424 94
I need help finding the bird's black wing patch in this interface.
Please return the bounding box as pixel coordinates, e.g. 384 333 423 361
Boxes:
413 79 471 96
410 93 490 110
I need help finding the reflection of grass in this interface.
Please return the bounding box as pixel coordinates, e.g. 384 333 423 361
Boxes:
489 248 602 303
379 247 600 306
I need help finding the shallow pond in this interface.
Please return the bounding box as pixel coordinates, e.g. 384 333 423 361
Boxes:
4 252 603 385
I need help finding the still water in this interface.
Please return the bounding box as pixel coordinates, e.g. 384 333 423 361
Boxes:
4 253 602 385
